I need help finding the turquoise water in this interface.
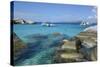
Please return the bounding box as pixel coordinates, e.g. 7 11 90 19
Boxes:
14 23 85 41
13 23 86 65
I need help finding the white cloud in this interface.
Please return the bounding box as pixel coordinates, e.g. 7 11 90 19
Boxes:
92 6 97 13
88 16 93 19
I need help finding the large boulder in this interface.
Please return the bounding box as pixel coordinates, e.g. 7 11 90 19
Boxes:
76 30 97 61
54 29 97 63
13 32 27 60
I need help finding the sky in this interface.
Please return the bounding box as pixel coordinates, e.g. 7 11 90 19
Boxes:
12 1 97 22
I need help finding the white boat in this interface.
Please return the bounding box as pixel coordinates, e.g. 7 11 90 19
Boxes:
80 21 90 26
41 22 55 27
49 24 55 26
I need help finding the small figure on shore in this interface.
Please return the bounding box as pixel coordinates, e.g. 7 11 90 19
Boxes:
75 37 82 53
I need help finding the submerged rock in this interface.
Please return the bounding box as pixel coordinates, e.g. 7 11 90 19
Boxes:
25 34 48 40
52 32 61 36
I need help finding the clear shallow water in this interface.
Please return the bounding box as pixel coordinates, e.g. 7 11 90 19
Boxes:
13 23 86 65
14 23 85 41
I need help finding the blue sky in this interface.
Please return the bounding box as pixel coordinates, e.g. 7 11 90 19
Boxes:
13 1 97 22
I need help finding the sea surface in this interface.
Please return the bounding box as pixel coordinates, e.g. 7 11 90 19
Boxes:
13 23 87 65
14 23 85 41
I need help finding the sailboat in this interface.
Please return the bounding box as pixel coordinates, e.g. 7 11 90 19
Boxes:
80 20 90 26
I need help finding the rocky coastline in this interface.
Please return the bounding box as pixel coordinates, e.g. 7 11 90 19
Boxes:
13 26 97 65
54 28 97 63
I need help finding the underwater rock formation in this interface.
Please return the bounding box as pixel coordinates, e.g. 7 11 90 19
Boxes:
52 32 62 36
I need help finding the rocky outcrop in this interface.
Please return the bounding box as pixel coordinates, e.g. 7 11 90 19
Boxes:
54 30 97 63
54 39 86 63
76 30 97 61
13 32 27 60
84 25 97 32
11 19 36 24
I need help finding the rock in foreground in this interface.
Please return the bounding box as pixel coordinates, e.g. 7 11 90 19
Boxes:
54 30 97 63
